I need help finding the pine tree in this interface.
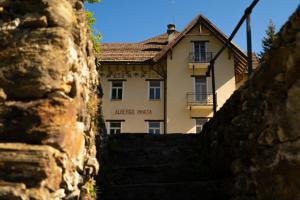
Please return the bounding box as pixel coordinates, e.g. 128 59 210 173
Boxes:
258 20 277 61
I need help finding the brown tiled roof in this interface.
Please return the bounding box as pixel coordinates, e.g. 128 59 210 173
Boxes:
99 32 180 63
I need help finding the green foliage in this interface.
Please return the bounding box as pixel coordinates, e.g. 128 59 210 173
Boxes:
84 0 101 53
85 10 96 26
258 20 277 61
85 179 98 199
85 10 102 53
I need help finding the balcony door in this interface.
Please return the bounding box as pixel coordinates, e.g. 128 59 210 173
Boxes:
194 41 207 62
195 76 207 103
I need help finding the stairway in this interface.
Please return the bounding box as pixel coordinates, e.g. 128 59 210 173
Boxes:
98 134 233 200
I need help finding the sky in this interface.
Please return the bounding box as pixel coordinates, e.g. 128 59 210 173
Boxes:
85 0 299 53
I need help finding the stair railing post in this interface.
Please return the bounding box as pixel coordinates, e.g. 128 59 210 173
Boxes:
246 14 253 77
210 61 217 116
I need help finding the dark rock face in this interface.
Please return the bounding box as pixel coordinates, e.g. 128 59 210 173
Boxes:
0 0 99 199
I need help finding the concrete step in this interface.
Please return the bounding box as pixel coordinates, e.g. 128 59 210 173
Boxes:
101 163 229 185
103 134 207 166
98 134 232 200
101 179 232 200
104 150 205 166
105 134 205 151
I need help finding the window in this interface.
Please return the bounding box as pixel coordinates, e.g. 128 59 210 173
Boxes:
109 122 121 134
111 81 123 100
195 118 209 133
148 122 161 134
193 41 207 62
149 81 161 100
195 76 207 102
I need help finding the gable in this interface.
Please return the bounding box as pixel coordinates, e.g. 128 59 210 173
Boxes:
152 14 247 75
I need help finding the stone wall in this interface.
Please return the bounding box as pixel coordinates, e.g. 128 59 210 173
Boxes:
202 6 300 200
0 0 99 199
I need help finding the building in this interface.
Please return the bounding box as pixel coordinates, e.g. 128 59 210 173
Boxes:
99 14 247 134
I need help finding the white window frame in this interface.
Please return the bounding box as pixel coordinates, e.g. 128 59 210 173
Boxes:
193 41 207 62
110 81 123 100
108 121 122 134
195 118 209 134
193 41 207 53
148 121 161 134
148 81 161 100
194 76 208 102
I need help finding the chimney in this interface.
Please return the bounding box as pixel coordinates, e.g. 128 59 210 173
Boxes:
167 24 176 42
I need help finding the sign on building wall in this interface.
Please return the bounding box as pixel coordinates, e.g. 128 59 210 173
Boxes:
114 109 152 115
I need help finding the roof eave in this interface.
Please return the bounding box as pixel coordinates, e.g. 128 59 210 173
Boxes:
100 60 155 65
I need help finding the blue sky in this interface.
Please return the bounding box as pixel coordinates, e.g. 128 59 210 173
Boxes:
85 0 299 53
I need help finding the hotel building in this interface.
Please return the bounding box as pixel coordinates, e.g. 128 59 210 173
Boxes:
99 14 248 134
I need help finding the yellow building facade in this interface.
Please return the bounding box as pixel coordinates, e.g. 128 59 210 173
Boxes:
99 15 247 134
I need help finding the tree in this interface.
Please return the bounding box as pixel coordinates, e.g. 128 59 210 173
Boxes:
258 20 277 61
84 0 101 53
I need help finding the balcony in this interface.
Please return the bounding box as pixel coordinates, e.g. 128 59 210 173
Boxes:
188 52 213 73
186 92 214 110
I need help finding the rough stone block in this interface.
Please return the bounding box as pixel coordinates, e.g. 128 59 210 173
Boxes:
0 28 76 99
0 98 85 159
0 143 63 190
